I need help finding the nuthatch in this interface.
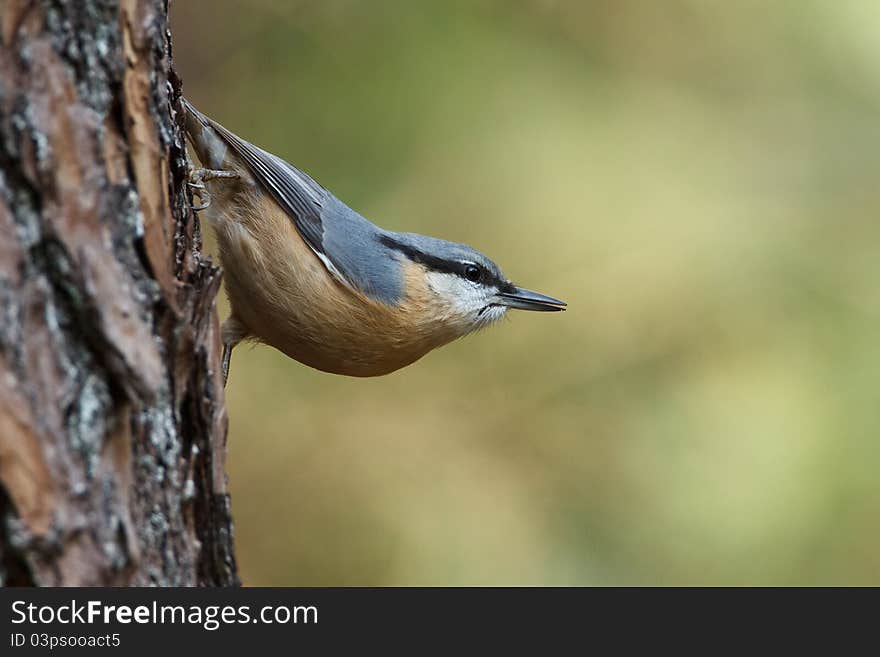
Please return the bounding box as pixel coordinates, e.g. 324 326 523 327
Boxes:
182 100 565 381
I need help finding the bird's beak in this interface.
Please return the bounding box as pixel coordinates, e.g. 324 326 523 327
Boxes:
497 286 567 312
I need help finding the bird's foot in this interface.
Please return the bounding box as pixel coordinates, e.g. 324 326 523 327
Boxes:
187 167 239 211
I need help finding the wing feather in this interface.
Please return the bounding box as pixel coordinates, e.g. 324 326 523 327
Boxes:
203 117 331 270
184 102 401 301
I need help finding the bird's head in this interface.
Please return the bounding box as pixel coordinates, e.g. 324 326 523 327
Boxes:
380 233 566 338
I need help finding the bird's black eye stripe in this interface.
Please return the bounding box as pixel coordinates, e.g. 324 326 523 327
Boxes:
380 235 457 275
379 234 505 287
498 279 517 294
463 263 509 290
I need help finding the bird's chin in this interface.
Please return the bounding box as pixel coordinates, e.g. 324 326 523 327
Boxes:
474 303 508 328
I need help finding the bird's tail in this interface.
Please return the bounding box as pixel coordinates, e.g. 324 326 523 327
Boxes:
182 98 229 170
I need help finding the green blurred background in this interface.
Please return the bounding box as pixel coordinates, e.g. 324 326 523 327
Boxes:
172 0 880 585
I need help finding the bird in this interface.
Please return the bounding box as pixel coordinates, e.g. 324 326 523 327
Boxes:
182 99 565 382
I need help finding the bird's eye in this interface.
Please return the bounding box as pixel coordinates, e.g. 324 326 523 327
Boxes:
464 264 482 282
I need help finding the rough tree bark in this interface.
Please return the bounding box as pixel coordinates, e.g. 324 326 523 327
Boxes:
0 0 237 585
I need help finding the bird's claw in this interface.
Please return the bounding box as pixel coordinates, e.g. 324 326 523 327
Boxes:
187 167 238 212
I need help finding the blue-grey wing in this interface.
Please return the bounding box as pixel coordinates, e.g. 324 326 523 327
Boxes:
196 113 403 304
202 118 327 259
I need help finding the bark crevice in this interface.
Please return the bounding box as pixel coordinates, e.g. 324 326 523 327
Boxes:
0 0 237 586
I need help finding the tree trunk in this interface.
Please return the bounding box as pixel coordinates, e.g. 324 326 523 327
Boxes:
0 0 237 585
